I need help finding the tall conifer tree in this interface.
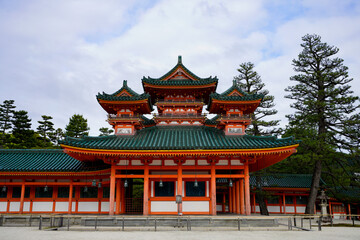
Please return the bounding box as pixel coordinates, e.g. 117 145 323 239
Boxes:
234 62 280 215
0 100 16 146
234 62 280 136
37 115 55 146
285 34 359 214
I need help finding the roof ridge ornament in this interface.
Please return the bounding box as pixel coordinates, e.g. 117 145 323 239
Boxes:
123 80 127 87
178 55 182 64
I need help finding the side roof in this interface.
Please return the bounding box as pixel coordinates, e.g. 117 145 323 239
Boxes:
0 149 109 172
97 80 152 102
249 174 326 188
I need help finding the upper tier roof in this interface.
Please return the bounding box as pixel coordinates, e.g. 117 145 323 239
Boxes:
142 56 218 84
142 56 218 104
96 80 153 114
60 126 299 151
207 81 264 113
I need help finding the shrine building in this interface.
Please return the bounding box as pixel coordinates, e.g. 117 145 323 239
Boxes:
0 56 301 216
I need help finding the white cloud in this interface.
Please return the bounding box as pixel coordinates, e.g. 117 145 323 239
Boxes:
0 0 359 135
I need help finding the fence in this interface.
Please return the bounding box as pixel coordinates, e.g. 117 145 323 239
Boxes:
1 214 358 231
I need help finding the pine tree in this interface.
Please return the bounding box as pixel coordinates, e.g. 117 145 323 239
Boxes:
65 114 90 138
285 34 359 214
234 62 280 136
99 127 114 136
37 115 55 146
234 62 281 215
0 100 16 146
11 110 37 148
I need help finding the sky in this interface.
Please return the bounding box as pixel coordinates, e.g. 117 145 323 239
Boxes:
0 0 359 135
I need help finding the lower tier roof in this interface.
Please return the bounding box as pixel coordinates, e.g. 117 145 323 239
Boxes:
60 126 299 151
0 149 109 173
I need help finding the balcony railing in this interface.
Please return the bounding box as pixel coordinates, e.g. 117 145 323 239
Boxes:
156 99 203 105
153 113 206 119
219 114 252 121
107 114 141 121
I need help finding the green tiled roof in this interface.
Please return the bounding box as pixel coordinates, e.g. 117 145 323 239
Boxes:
142 77 218 86
0 149 109 172
97 80 152 103
141 56 218 86
61 126 299 150
207 81 263 111
220 80 248 96
249 174 325 188
328 187 360 203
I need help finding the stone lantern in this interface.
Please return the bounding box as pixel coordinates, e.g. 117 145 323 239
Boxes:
317 189 331 222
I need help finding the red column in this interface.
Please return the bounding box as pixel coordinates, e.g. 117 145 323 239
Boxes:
19 181 25 213
210 164 216 215
115 179 121 214
229 187 233 213
109 165 116 215
232 182 236 213
244 162 251 215
240 178 245 214
177 165 183 215
143 165 149 215
235 180 240 214
68 181 73 214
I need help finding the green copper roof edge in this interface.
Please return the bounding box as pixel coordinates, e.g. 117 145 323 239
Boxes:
143 56 217 82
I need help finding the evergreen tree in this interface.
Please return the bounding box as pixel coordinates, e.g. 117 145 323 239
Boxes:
65 114 90 138
234 62 280 215
11 110 37 148
37 115 55 146
234 62 280 136
285 34 359 214
99 127 114 136
0 100 16 146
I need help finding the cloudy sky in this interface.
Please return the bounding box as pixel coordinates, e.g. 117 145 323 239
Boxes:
0 0 359 135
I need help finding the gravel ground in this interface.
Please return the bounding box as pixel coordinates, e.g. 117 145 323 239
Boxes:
1 226 359 240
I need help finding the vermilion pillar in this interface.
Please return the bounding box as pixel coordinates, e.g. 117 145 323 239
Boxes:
232 182 236 213
68 181 73 214
240 178 245 214
244 162 251 215
177 165 183 215
115 179 121 214
235 180 240 214
19 181 25 213
229 187 233 213
143 165 149 215
109 165 116 215
210 165 216 215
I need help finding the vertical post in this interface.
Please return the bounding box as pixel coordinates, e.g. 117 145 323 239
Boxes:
210 164 216 215
240 178 245 214
229 187 233 213
235 180 240 214
177 164 183 215
222 192 226 213
282 193 286 214
68 180 73 214
115 179 121 215
109 165 116 215
244 161 251 215
143 164 149 215
232 182 236 213
19 181 25 213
